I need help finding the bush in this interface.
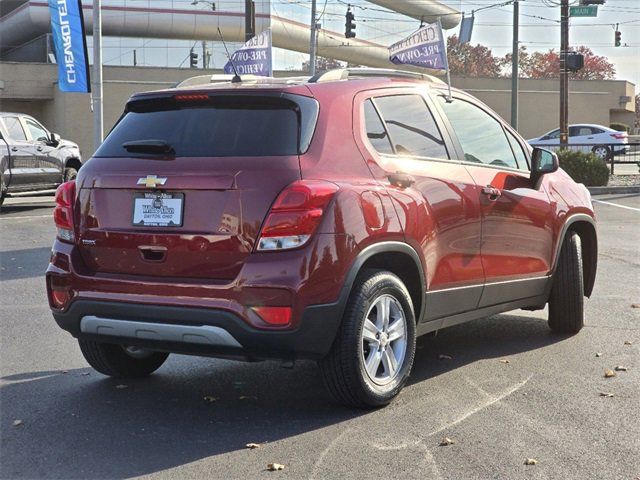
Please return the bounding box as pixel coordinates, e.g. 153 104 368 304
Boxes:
609 122 630 132
557 149 609 186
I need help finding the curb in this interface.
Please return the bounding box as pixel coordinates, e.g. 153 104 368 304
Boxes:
588 186 640 195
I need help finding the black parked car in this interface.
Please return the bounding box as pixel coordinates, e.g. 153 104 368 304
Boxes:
0 113 82 206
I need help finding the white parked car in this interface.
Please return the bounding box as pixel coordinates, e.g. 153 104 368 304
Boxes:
527 124 629 160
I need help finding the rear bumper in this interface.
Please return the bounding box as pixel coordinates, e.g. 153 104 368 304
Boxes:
53 299 343 360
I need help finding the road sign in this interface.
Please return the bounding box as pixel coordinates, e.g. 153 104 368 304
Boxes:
569 5 598 17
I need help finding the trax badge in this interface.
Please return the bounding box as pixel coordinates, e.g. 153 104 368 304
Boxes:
137 175 167 188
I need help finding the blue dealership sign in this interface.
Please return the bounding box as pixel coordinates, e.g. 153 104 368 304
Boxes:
49 0 91 92
224 29 272 77
388 22 448 71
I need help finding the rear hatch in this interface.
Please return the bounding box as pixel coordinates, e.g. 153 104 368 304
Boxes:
76 91 318 280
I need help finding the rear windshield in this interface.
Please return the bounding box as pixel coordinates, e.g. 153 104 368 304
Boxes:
94 94 318 157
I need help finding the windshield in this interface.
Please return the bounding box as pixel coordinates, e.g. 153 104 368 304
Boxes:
95 94 318 158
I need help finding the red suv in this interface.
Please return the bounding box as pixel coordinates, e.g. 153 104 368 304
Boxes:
46 69 597 408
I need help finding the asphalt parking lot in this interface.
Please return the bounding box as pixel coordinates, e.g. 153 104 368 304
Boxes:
1 194 638 480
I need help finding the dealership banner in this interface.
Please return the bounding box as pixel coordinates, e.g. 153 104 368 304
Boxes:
49 0 91 92
388 22 448 71
224 29 272 77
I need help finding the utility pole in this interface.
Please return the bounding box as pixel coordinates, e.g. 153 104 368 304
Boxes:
559 0 569 146
245 0 255 42
202 40 208 69
510 0 519 130
92 0 103 151
309 0 317 76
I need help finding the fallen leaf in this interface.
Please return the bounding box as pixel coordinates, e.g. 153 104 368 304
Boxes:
438 354 453 360
631 304 640 308
604 369 616 378
267 463 285 471
13 420 23 427
246 443 261 449
524 458 537 465
203 396 218 403
623 341 632 346
239 395 257 400
599 392 615 397
439 437 455 446
115 384 128 389
61 370 68 374
499 359 510 364
595 352 602 357
614 365 628 372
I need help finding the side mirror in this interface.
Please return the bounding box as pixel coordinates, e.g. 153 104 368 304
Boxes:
49 132 61 146
531 147 558 184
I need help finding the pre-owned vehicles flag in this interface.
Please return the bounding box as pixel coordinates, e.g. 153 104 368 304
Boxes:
388 21 448 71
224 29 273 77
49 0 91 93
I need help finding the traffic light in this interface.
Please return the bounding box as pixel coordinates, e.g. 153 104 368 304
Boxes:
614 30 621 47
345 9 356 38
189 48 199 68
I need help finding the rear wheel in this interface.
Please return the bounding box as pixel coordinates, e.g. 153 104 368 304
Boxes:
319 269 416 408
548 231 584 334
64 167 78 183
78 340 169 378
592 145 610 161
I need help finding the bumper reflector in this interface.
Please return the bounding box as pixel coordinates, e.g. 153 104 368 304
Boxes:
251 306 292 326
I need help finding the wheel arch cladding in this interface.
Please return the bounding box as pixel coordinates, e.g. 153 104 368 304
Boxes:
65 157 82 171
568 220 597 298
352 245 425 323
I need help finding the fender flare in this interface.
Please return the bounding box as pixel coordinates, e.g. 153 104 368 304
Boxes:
335 241 426 322
552 213 597 297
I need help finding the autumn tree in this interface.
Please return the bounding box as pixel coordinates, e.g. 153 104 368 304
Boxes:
446 35 506 77
505 45 615 80
302 56 345 73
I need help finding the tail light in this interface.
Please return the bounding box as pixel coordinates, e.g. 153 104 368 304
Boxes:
257 180 339 251
47 274 73 310
610 133 627 140
53 181 76 242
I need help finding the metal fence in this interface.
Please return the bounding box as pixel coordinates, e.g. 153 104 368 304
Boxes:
528 142 640 175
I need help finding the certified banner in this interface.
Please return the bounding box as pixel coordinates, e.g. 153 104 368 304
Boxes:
49 0 91 92
388 22 448 71
224 29 273 77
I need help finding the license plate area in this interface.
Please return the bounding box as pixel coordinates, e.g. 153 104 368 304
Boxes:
132 192 184 227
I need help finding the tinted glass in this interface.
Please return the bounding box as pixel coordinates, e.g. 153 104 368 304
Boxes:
25 119 49 142
363 99 393 154
506 130 528 169
569 126 593 137
95 96 307 157
374 95 448 159
4 117 27 141
437 96 517 169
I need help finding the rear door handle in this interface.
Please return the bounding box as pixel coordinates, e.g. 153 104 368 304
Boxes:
11 147 18 152
36 146 43 151
388 172 416 189
481 186 502 200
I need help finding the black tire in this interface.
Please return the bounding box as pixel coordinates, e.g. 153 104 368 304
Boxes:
64 167 78 182
78 340 169 378
548 231 584 334
319 269 417 409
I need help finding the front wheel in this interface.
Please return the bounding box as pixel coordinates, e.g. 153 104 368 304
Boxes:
319 269 416 408
78 340 169 378
548 231 584 334
592 145 611 161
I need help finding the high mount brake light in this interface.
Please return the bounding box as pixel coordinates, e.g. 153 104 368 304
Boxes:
257 180 339 251
53 181 76 242
174 93 209 102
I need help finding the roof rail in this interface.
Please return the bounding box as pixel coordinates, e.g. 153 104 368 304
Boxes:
308 68 445 84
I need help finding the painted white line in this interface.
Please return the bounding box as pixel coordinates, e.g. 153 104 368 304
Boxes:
592 199 640 212
0 214 51 220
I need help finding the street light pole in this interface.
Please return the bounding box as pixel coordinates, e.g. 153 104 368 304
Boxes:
559 0 569 146
92 0 103 152
510 0 519 130
309 0 317 76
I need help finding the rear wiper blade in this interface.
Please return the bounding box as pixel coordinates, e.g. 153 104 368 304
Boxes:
122 140 175 155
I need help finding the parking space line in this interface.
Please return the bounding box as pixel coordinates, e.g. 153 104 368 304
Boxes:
0 214 52 220
592 199 640 212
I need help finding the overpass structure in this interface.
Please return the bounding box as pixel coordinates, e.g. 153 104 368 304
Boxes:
0 0 461 69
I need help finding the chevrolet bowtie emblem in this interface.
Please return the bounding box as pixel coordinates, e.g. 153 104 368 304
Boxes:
137 175 167 188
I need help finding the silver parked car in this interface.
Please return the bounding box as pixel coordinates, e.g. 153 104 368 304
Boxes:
527 124 629 160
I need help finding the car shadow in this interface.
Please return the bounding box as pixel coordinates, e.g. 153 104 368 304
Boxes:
0 247 52 281
0 313 565 479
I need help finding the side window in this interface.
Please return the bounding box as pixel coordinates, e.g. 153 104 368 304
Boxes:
25 119 49 142
437 96 518 169
547 129 560 139
506 130 528 170
3 117 27 142
363 99 393 155
373 94 448 159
